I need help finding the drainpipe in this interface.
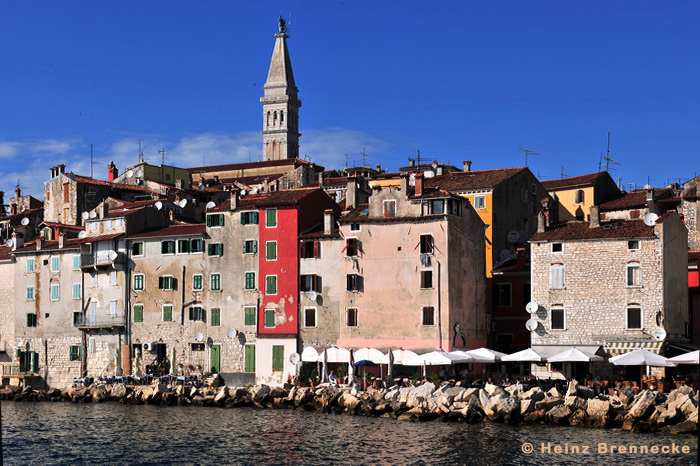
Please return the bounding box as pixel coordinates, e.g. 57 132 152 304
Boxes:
437 260 442 350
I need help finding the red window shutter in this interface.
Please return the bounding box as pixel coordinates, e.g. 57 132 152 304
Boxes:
313 241 320 258
299 241 305 259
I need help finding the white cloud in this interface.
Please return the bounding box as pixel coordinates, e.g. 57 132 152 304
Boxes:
301 128 391 169
0 142 22 160
30 139 78 155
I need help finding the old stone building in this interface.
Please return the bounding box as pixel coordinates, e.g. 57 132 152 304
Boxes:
682 176 699 250
0 246 15 369
599 187 679 222
529 208 689 379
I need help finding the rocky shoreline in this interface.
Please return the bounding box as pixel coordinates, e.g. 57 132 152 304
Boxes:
1 380 697 435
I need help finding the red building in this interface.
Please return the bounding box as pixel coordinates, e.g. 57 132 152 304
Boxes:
689 251 700 346
491 248 532 353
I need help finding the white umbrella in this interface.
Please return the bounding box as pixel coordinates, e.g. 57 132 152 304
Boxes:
321 347 351 363
610 348 676 367
548 348 604 362
301 346 325 363
404 351 473 366
353 347 385 363
667 350 699 365
502 348 550 362
464 348 508 363
376 349 420 365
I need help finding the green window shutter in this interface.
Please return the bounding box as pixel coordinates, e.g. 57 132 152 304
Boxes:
266 209 277 227
73 255 80 270
163 305 172 322
240 212 245 224
133 305 143 322
266 242 277 260
244 306 256 326
206 215 212 227
211 274 221 291
272 345 284 371
193 275 202 290
72 284 81 299
252 211 259 224
26 287 34 300
266 276 277 294
264 309 275 327
219 244 224 256
211 308 220 326
218 214 224 226
244 345 256 372
245 272 255 290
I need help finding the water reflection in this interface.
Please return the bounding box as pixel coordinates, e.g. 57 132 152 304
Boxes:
1 402 696 465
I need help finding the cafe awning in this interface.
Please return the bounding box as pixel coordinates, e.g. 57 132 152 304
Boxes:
604 339 662 356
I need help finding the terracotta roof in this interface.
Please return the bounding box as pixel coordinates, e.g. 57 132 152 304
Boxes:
0 207 44 223
209 187 322 212
492 256 530 274
12 238 82 253
41 222 85 231
299 230 341 240
307 177 349 188
74 233 124 244
128 224 206 239
599 188 673 212
187 158 315 174
424 167 527 192
338 203 445 224
540 172 608 190
64 174 161 195
0 246 12 261
529 219 657 242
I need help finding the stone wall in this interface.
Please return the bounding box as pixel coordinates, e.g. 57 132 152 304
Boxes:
0 260 15 357
683 199 699 250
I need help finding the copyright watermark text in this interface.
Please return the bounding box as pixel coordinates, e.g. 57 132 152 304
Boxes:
521 442 692 455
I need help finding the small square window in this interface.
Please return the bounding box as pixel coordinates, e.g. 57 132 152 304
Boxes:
163 305 173 322
161 240 175 254
627 307 642 329
210 273 221 291
193 274 203 291
304 308 317 328
627 265 641 287
73 255 81 270
208 243 224 257
158 276 175 291
420 270 433 289
382 200 396 218
265 209 277 228
210 308 221 326
69 345 81 361
244 306 256 326
552 243 563 253
346 308 358 327
177 239 190 254
264 308 275 328
26 258 35 273
26 286 35 301
628 240 640 250
551 308 565 330
133 274 145 291
207 214 225 227
473 195 486 210
266 275 277 295
350 224 360 232
27 313 37 327
243 240 257 254
245 272 256 290
190 238 204 253
420 234 434 254
131 242 144 256
189 306 206 322
422 306 435 326
266 241 277 260
51 256 60 272
50 283 60 301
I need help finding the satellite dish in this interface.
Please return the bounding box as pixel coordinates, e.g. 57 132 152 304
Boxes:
526 301 539 314
653 328 667 341
78 231 87 238
308 291 318 302
643 213 658 226
178 199 187 208
5 239 13 248
21 217 29 226
194 332 204 342
206 337 213 348
134 169 143 178
19 206 25 212
289 352 300 365
107 250 118 261
525 319 538 331
240 190 246 196
227 328 237 339
507 230 520 243
154 201 163 211
89 211 97 219
125 170 134 178
205 201 216 210
251 188 258 194
499 249 512 261
81 212 90 220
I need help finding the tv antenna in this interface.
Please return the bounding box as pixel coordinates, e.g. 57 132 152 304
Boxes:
138 141 145 163
602 132 620 172
560 166 568 178
89 144 100 178
520 148 539 167
360 148 370 167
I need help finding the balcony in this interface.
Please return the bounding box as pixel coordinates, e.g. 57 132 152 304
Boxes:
74 311 126 329
81 250 123 269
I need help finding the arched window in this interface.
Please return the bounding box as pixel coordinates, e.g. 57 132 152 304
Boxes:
273 111 278 125
574 189 584 204
280 111 284 123
266 111 271 126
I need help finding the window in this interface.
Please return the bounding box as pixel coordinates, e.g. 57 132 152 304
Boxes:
116 219 123 228
211 308 221 326
26 286 35 301
133 274 144 291
628 240 640 251
346 308 358 327
549 265 565 289
350 224 360 232
50 283 60 301
574 189 584 204
266 275 277 295
552 243 563 253
158 276 176 291
630 210 641 220
90 222 97 231
264 308 275 328
245 272 256 290
240 211 259 225
266 241 277 260
300 274 319 292
51 256 60 272
551 308 565 330
191 343 205 351
208 243 224 257
422 306 435 326
346 274 363 292
106 219 113 230
63 184 70 202
190 238 204 253
244 306 256 326
72 283 81 299
345 238 359 257
243 240 257 254
210 273 221 291
73 255 81 270
207 214 225 227
304 308 316 328
495 283 512 307
300 240 320 259
193 274 203 291
272 345 284 372
110 300 117 317
627 307 642 329
177 239 190 254
627 264 641 287
90 271 98 287
69 345 81 361
110 270 117 285
420 234 434 254
244 344 256 372
73 312 83 326
26 258 35 273
383 200 396 217
430 199 445 215
163 305 173 322
131 242 144 256
161 240 175 254
189 306 206 322
473 195 486 210
420 270 433 289
265 209 277 227
26 313 37 327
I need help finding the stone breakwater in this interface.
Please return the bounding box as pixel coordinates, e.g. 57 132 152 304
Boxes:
1 380 697 435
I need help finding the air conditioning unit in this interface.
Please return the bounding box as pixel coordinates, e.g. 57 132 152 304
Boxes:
143 342 155 351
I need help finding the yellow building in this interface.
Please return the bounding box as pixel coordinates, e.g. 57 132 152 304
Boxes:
541 171 620 223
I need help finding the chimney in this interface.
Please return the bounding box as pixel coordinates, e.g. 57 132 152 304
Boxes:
537 212 545 233
324 209 334 235
516 247 527 269
408 158 415 167
318 172 324 188
376 164 381 172
11 232 22 251
229 189 239 210
11 203 17 216
263 178 270 192
463 160 472 172
107 161 118 182
58 233 65 249
213 175 219 184
346 177 358 210
415 173 424 197
15 186 21 200
589 206 600 228
36 237 43 250
399 174 409 194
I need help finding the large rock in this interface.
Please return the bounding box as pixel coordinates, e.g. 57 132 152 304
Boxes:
523 408 545 423
252 385 271 403
564 396 587 411
568 409 587 426
492 395 520 421
520 399 535 416
338 392 361 411
565 380 578 398
547 386 562 398
656 407 680 427
406 383 435 408
546 404 572 424
454 388 478 402
110 383 128 399
519 387 545 402
384 389 399 402
484 383 505 396
577 385 594 399
618 387 635 407
667 393 696 418
586 397 610 423
535 396 563 412
627 390 659 419
478 390 494 417
214 387 229 404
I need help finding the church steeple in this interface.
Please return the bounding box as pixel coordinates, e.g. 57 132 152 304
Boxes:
261 17 301 161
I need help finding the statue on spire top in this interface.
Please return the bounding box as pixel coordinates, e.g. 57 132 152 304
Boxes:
278 16 287 34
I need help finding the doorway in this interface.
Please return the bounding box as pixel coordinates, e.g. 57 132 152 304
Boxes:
210 344 221 373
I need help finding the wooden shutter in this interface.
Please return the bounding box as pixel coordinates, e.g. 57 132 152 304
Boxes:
272 345 284 371
299 241 305 258
244 345 255 372
313 241 320 258
253 211 259 224
206 215 212 227
211 308 220 326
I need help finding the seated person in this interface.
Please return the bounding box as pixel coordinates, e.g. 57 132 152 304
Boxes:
328 371 337 384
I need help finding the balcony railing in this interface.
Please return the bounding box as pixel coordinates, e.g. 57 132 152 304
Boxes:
74 311 126 329
81 250 123 268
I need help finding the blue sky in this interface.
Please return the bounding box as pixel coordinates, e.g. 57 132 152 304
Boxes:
1 1 698 198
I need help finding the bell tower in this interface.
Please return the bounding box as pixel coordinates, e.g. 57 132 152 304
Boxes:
261 17 301 160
